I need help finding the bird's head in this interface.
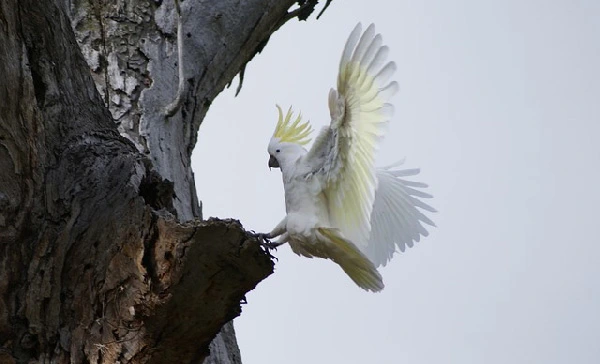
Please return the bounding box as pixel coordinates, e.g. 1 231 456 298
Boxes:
267 105 313 170
267 138 303 169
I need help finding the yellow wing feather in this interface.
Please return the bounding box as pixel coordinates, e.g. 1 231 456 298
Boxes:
325 23 399 250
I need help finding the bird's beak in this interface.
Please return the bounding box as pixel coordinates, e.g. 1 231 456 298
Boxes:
268 155 280 169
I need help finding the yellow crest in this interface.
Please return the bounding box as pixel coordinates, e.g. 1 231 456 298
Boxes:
273 105 313 146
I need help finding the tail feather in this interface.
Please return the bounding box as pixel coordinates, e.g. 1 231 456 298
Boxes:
317 228 384 292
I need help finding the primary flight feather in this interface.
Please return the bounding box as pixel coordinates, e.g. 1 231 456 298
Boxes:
261 23 435 292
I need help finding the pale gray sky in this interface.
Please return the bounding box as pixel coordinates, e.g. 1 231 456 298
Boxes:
192 1 600 363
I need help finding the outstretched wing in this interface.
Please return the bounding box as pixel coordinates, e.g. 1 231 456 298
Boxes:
306 23 398 249
365 161 436 267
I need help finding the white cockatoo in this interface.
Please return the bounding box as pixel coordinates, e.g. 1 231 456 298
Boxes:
259 23 435 292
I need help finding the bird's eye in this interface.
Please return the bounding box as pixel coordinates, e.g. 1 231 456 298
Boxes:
276 149 280 153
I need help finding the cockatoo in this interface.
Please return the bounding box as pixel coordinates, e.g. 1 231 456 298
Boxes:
259 23 435 292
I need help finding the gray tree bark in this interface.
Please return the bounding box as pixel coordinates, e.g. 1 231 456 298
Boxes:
0 0 328 363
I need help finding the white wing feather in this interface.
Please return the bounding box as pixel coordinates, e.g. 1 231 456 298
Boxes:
365 161 437 267
307 23 399 249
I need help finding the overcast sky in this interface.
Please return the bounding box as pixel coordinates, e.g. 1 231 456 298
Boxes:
192 1 600 363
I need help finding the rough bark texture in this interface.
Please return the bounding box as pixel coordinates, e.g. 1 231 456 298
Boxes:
0 0 328 363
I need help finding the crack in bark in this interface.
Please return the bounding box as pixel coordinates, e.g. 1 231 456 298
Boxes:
92 0 111 108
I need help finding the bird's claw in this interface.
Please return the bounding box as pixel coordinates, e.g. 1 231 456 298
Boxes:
261 240 283 250
249 231 281 259
250 231 275 247
249 230 269 242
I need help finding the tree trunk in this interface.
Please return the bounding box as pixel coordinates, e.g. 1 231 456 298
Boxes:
0 0 327 362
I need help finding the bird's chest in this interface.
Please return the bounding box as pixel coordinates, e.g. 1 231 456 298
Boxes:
282 174 324 214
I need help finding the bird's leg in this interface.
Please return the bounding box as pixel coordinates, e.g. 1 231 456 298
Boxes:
251 232 273 244
252 217 288 250
261 240 284 250
261 233 288 250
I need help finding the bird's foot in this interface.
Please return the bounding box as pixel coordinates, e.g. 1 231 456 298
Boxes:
250 231 283 261
250 231 270 243
261 240 283 250
250 231 281 251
